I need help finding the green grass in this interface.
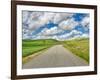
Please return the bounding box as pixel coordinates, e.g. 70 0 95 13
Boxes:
63 38 89 63
22 38 89 63
22 39 58 57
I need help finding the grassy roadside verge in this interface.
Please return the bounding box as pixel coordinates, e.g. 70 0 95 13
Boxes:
22 46 52 64
62 38 89 63
22 45 51 57
22 39 59 58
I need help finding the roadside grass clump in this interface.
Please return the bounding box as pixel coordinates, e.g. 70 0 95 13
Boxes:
63 38 89 63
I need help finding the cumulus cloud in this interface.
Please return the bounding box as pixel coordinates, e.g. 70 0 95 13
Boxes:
22 11 30 23
53 13 74 24
33 29 82 40
59 18 79 30
38 26 63 36
30 29 89 41
58 30 82 40
81 33 89 38
80 15 90 29
25 12 55 31
22 11 89 40
22 33 29 39
40 27 57 36
33 35 59 40
23 11 74 31
58 32 89 41
79 15 90 32
28 12 46 30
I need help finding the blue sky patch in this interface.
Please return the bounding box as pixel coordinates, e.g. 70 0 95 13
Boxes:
73 13 87 21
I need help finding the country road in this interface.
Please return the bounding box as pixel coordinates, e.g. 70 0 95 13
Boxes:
22 45 88 69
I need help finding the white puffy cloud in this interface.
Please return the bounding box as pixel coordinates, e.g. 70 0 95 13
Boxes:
22 11 89 40
27 12 55 31
81 33 89 38
30 29 89 41
33 29 82 40
40 27 57 36
32 35 59 40
81 15 90 27
26 12 44 24
40 12 55 23
59 18 79 30
22 33 29 39
58 14 90 31
38 26 63 36
53 13 74 24
69 29 82 35
22 11 30 23
78 15 90 33
70 33 89 40
58 30 82 40
23 11 74 31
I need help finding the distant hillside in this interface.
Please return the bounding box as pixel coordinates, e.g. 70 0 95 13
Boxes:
23 37 89 42
23 39 58 42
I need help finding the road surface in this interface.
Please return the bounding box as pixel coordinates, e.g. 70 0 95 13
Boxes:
22 45 88 69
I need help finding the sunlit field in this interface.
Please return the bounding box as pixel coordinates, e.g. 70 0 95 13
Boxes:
22 38 89 63
22 39 59 57
63 38 89 63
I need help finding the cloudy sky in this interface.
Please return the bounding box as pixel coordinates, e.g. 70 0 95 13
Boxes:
22 11 90 41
